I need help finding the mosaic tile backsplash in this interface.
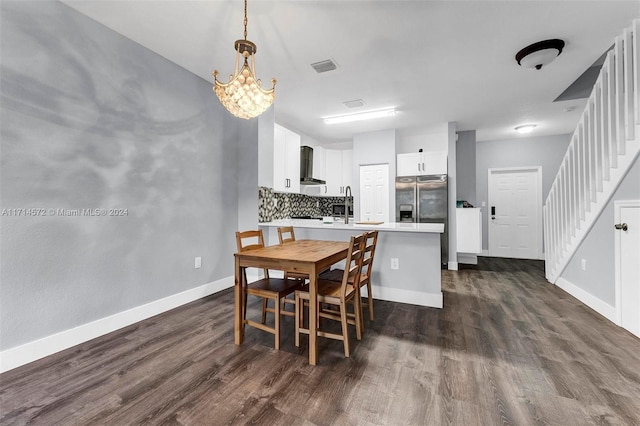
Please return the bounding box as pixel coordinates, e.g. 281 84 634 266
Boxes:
258 187 353 222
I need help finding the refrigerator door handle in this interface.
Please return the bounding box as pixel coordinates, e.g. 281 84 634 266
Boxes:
414 184 419 223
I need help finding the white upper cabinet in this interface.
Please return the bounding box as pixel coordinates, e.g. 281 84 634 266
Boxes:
396 152 421 176
397 151 447 176
324 149 353 196
273 123 300 193
312 146 326 181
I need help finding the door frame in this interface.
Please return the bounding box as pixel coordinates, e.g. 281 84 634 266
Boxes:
487 166 543 259
614 199 640 326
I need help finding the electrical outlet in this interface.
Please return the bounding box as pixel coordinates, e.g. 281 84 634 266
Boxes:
195 257 202 269
391 258 399 270
581 259 586 271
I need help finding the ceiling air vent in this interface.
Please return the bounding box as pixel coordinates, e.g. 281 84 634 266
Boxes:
343 99 365 109
311 59 338 73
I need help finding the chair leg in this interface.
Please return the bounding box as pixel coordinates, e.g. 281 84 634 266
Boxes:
261 298 268 324
367 282 374 321
340 303 350 357
353 294 362 341
294 293 301 348
274 296 281 350
243 288 248 321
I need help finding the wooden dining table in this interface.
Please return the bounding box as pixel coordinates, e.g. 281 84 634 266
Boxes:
234 239 350 365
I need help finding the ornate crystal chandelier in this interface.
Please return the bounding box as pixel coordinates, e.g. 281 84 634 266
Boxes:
212 0 276 119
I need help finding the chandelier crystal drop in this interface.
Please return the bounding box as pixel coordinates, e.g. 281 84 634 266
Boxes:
213 0 276 119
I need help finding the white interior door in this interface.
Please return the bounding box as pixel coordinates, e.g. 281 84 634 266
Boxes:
615 201 640 337
360 164 389 223
488 167 542 259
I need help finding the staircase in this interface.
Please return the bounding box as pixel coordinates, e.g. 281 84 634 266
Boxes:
544 19 640 283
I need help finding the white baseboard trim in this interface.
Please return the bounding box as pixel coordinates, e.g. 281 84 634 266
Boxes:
457 254 478 265
448 261 459 271
0 276 234 373
370 285 443 309
556 277 617 323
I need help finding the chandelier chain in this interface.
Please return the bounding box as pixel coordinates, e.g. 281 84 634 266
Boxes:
243 0 248 40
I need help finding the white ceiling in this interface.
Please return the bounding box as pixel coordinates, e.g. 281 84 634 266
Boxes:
62 1 639 144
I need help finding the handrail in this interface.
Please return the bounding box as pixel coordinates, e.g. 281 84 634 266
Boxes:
544 19 640 282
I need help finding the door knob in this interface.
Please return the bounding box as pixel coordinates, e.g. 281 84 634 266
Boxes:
614 223 628 231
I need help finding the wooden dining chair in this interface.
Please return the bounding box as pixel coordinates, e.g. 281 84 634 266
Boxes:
236 229 306 350
278 226 330 281
277 226 308 281
320 230 379 323
294 233 365 358
277 226 296 244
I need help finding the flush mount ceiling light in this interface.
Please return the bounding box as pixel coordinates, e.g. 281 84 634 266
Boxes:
323 108 396 125
515 124 537 134
212 0 276 119
515 39 565 70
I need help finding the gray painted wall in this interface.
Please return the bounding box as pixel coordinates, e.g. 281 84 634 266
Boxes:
476 134 571 251
0 1 248 350
456 130 477 206
561 155 640 306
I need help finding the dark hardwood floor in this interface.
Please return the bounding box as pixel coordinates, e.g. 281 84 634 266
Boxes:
2 257 640 425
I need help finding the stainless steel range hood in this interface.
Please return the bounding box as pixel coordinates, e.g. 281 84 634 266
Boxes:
300 146 326 185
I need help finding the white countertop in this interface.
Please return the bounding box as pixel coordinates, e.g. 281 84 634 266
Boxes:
260 219 444 234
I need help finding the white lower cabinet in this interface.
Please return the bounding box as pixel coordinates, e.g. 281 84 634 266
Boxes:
456 208 482 253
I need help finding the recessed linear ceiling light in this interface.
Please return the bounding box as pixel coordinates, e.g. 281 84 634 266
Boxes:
323 108 396 125
515 124 536 134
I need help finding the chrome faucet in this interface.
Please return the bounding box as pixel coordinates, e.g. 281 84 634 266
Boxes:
344 185 352 224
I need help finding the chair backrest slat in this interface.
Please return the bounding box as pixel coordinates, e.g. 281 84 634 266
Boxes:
361 230 379 280
236 229 269 279
340 233 366 300
277 226 296 244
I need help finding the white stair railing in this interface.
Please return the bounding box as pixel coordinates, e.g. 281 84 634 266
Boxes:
544 19 640 283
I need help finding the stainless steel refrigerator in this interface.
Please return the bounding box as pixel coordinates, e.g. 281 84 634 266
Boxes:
396 175 448 267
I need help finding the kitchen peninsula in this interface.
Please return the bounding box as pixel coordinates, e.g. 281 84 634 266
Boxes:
260 219 444 308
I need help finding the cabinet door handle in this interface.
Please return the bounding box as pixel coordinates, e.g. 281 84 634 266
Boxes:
324 186 327 194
